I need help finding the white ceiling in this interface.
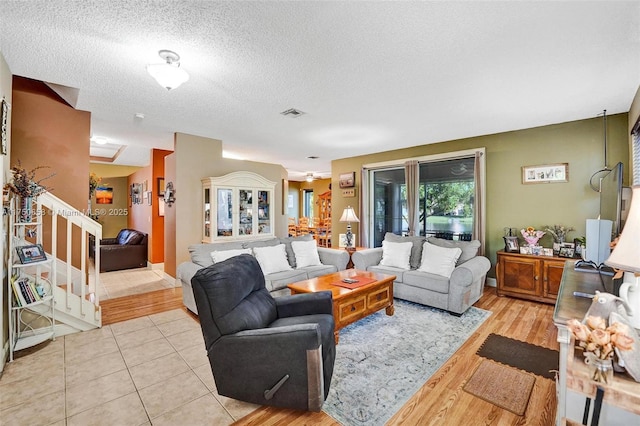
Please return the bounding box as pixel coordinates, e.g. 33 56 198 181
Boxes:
1 1 639 181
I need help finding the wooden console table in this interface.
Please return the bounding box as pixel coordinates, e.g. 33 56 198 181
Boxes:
553 261 640 425
496 250 566 304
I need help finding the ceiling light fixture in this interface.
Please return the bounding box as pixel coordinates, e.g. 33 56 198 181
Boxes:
91 136 108 145
306 173 314 182
146 50 189 91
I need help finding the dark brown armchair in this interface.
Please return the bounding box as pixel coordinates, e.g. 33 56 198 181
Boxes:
97 228 148 272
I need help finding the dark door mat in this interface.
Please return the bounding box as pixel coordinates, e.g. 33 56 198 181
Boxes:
476 333 559 380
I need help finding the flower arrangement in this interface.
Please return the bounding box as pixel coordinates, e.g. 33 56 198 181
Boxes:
4 160 55 198
567 315 634 383
89 172 102 198
544 224 575 244
520 226 545 246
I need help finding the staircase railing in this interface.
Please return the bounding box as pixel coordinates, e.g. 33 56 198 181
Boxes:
38 192 102 326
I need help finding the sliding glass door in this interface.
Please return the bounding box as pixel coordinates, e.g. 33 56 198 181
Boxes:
367 153 481 247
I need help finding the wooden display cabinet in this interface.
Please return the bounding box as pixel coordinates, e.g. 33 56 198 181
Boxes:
496 250 566 304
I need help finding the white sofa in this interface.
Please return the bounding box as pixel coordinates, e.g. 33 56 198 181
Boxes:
177 235 349 314
352 233 490 315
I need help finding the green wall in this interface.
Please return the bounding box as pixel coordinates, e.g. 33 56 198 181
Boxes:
331 113 630 277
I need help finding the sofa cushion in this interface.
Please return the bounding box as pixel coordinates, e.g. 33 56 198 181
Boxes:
264 269 309 292
278 235 314 268
292 240 322 268
427 237 480 265
211 248 253 263
367 264 406 282
403 269 451 294
417 241 462 277
243 238 280 250
300 264 338 279
379 240 412 270
383 232 426 269
253 244 292 275
189 242 245 267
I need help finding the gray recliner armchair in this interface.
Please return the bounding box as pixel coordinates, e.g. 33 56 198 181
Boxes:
191 254 336 411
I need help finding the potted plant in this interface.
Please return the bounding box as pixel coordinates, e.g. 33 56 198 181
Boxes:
4 160 54 222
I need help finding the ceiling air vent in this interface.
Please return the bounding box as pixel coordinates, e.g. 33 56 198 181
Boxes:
280 108 306 118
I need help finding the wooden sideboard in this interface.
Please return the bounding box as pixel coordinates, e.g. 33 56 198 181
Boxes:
496 250 567 304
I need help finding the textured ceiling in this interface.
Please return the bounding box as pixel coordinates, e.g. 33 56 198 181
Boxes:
1 1 639 180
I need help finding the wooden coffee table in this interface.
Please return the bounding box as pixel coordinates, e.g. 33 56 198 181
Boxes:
287 269 396 343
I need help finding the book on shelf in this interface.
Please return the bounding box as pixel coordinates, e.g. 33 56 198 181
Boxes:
15 276 40 305
10 275 27 307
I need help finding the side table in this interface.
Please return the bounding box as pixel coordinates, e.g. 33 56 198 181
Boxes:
345 246 362 269
554 260 640 425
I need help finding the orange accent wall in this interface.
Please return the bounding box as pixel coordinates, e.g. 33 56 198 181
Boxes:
163 152 176 277
11 76 90 266
127 149 172 265
152 149 171 263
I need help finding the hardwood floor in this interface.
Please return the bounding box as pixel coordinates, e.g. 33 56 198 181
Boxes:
101 285 559 425
100 286 187 325
233 286 559 426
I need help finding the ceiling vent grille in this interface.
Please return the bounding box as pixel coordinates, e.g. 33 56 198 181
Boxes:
280 108 305 117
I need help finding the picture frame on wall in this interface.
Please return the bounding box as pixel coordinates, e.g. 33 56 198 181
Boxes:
1 98 8 155
522 163 568 184
157 177 165 196
339 172 355 188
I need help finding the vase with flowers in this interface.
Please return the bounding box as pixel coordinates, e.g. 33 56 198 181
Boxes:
545 224 575 254
4 161 55 222
567 315 634 384
520 226 545 247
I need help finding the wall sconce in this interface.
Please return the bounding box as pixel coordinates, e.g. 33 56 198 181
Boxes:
164 181 176 206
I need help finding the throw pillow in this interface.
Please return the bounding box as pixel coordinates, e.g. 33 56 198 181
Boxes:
427 237 480 265
210 248 252 263
278 234 315 268
252 244 292 275
418 241 462 277
379 240 413 269
383 232 426 269
291 240 322 268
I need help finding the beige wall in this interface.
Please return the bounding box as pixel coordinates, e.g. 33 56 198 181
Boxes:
332 113 630 277
169 133 288 277
1 52 12 368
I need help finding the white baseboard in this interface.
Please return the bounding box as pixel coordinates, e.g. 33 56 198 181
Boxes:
486 277 497 288
149 262 164 271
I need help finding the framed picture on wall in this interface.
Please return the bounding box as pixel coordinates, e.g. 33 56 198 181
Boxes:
1 98 8 155
339 172 355 188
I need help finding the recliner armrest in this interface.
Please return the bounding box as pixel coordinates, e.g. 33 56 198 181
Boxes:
101 238 118 245
275 291 333 318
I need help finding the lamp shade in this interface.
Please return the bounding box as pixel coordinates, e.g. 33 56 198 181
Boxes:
339 206 360 223
146 63 189 90
605 186 640 273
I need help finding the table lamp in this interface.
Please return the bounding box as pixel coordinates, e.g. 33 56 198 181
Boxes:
339 206 360 248
605 186 640 327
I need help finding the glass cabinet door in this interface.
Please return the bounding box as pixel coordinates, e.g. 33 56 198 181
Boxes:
203 187 211 239
238 189 253 236
217 188 233 237
257 190 270 234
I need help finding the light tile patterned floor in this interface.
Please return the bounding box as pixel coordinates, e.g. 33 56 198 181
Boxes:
96 268 176 300
0 309 259 425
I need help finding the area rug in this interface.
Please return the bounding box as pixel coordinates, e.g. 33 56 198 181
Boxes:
476 333 559 380
463 359 535 416
322 299 491 426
